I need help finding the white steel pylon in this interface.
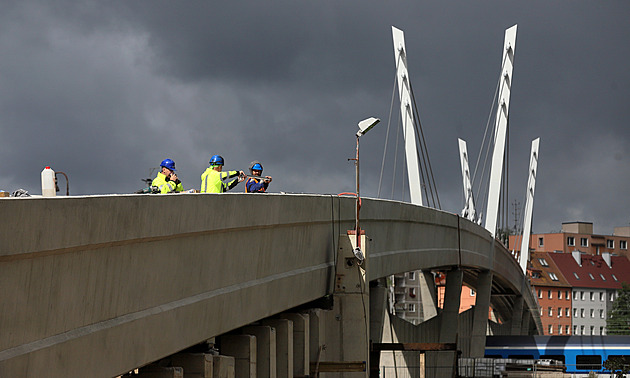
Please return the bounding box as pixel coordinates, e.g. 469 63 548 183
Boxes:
392 26 423 206
518 138 540 273
458 138 477 222
484 24 517 237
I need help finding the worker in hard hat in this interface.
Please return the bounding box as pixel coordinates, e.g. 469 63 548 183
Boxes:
200 155 245 193
152 158 184 194
245 161 272 193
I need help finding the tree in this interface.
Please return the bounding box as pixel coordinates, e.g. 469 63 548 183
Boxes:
603 357 630 378
607 282 630 335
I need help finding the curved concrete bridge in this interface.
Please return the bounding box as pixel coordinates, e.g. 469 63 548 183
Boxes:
0 193 541 377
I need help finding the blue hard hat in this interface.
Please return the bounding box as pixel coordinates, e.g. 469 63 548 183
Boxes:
249 161 263 174
209 155 224 166
160 158 176 171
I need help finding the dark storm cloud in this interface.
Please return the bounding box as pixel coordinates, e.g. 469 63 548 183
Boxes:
1 1 629 235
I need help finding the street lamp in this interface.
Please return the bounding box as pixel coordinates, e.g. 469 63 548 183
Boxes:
353 117 380 256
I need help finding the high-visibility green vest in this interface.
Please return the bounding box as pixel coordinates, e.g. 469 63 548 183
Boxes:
152 172 183 194
200 168 239 193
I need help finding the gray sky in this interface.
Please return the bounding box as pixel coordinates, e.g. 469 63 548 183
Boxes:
1 1 629 235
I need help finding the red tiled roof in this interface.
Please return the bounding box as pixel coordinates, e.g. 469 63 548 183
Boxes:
529 252 571 287
548 252 630 289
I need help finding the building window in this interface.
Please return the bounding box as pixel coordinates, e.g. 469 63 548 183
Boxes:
538 290 542 299
548 307 553 317
409 288 416 297
590 309 595 318
589 273 595 281
574 291 579 300
581 238 589 247
590 292 595 301
566 308 570 317
566 325 570 335
573 325 578 335
600 326 604 335
600 309 605 319
408 271 415 280
408 303 416 312
566 290 570 300
581 325 585 334
607 239 615 249
621 240 628 250
568 237 575 246
600 274 606 281
532 271 541 279
581 291 585 301
573 308 578 318
600 292 605 301
574 272 580 280
558 290 562 299
581 308 585 318
590 326 595 335
470 289 475 296
558 307 562 317
539 237 544 247
538 258 549 267
559 325 563 334
576 355 602 371
540 308 544 316
610 292 615 301
548 324 553 334
549 273 559 281
612 274 618 282
548 290 552 299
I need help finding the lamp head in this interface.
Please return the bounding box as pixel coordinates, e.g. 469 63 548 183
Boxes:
356 117 380 137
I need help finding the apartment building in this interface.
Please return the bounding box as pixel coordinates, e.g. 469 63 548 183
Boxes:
510 222 629 258
392 271 423 325
529 252 572 335
547 251 630 335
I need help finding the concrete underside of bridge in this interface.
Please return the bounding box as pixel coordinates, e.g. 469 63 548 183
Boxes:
0 193 541 377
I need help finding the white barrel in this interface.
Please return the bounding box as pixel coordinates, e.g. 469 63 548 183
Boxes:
41 166 56 197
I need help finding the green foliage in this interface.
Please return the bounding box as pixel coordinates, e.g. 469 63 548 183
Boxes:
603 357 630 378
497 227 513 248
607 283 630 335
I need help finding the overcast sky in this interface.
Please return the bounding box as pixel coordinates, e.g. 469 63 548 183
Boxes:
1 1 629 235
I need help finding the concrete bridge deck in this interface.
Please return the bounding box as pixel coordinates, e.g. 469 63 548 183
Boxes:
0 193 541 377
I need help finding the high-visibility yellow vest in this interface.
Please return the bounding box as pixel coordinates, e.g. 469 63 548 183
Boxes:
152 172 183 194
200 168 239 193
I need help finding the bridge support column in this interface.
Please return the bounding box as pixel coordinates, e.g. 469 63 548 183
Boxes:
170 353 214 377
212 355 236 378
263 319 294 378
439 268 463 343
136 366 184 377
369 279 389 376
433 268 463 377
220 334 256 378
521 309 532 335
307 309 325 365
470 270 493 357
279 313 310 377
509 295 524 335
321 233 369 377
420 271 438 321
243 325 277 378
369 279 388 344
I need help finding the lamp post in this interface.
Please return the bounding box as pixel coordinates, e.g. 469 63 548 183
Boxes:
354 117 380 251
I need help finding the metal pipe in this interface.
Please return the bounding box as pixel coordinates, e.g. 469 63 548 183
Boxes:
356 134 361 249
